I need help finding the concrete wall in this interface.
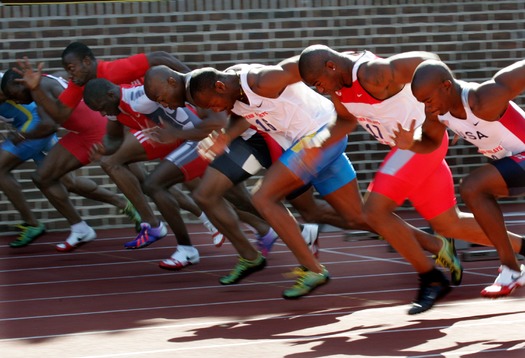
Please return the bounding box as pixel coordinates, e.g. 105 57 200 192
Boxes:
1 0 524 232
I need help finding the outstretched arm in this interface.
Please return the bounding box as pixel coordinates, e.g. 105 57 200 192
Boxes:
146 52 191 74
470 59 525 121
16 58 74 122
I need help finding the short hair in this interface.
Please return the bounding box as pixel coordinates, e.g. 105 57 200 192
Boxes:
188 67 220 100
298 44 332 80
0 69 22 96
62 42 95 62
83 78 116 108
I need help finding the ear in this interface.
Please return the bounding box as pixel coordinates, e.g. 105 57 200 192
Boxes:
442 80 453 90
214 80 227 93
82 56 93 67
326 60 336 71
167 76 178 88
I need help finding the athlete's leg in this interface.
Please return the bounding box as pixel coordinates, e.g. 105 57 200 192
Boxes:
459 164 520 271
291 185 372 231
193 167 259 260
98 131 159 226
33 143 86 225
142 159 191 246
252 161 320 270
0 149 38 226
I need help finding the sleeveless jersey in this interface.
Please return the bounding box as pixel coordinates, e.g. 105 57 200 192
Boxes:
438 82 525 160
110 84 202 131
231 64 335 149
335 51 426 147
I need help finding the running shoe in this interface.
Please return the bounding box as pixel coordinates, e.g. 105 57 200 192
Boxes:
120 199 142 232
124 222 167 249
203 219 225 248
282 265 330 299
302 224 320 257
409 270 450 315
256 228 279 257
159 247 200 270
219 253 266 285
434 235 463 286
481 264 525 298
56 227 96 252
9 222 46 248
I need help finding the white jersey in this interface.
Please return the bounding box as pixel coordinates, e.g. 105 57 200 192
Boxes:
438 82 525 159
335 51 426 147
231 64 336 149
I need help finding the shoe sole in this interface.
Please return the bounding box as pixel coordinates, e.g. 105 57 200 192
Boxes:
56 238 95 253
408 285 451 315
9 229 46 248
159 261 198 271
124 235 166 250
480 284 520 298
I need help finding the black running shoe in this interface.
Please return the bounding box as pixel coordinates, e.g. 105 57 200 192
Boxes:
409 273 451 315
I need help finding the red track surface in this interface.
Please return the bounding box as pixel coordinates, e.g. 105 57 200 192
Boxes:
1 209 525 358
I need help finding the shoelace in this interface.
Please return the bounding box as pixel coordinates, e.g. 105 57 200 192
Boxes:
135 228 150 246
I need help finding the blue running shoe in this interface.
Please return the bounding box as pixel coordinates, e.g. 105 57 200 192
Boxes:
124 222 167 249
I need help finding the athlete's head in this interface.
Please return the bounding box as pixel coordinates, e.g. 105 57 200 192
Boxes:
299 44 348 95
61 42 97 86
144 65 186 110
83 78 121 116
411 60 455 116
188 67 237 113
0 69 33 104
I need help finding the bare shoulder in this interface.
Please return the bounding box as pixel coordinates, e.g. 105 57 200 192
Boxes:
249 65 295 98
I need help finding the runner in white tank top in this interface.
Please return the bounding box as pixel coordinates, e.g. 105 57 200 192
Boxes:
399 59 525 298
188 59 372 299
437 82 525 160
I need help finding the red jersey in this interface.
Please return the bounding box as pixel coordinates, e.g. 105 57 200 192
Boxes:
59 53 149 109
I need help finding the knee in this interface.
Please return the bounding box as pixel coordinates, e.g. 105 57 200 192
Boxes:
296 208 317 223
32 172 44 188
362 203 383 229
459 176 481 204
142 177 158 197
251 191 270 215
99 156 119 174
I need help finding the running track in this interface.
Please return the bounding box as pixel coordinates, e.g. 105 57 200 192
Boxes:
1 207 525 358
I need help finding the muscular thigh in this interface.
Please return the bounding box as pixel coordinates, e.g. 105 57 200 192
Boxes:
146 159 185 189
0 148 24 173
37 143 83 180
105 131 150 166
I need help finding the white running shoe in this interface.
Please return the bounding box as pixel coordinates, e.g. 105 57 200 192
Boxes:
301 224 320 257
203 220 225 248
56 227 96 252
159 247 200 271
481 264 525 298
